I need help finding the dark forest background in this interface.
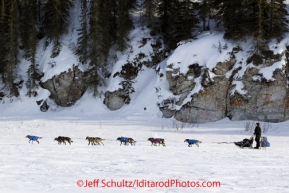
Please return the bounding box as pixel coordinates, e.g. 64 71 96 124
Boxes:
0 0 288 97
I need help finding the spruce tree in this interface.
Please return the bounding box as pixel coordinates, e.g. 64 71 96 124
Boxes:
76 0 89 64
116 0 135 51
99 0 114 59
43 0 73 58
2 0 19 96
215 0 250 40
155 0 176 49
142 0 157 27
253 0 265 52
169 0 199 49
110 0 118 42
19 0 40 97
0 0 8 76
265 0 288 40
198 0 212 31
155 0 199 50
215 0 288 43
155 0 170 36
86 0 110 96
81 0 136 95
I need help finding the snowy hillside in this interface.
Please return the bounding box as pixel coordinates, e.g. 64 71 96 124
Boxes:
0 0 289 121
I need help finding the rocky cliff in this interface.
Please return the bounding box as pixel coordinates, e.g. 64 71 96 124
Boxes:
41 66 85 107
37 33 289 123
157 36 289 123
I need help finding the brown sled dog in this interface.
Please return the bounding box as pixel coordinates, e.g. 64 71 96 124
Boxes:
86 136 105 146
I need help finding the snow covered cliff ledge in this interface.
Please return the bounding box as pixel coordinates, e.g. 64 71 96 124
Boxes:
156 32 289 123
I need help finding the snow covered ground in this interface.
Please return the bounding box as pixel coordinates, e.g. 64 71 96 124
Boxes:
0 114 288 193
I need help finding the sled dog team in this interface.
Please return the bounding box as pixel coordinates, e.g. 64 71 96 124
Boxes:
25 123 269 148
25 135 202 147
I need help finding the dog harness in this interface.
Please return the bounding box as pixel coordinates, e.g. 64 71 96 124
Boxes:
119 137 130 142
186 139 198 144
28 136 39 141
150 138 164 143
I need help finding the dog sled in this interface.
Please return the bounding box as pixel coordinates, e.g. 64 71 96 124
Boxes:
234 136 270 149
234 136 254 148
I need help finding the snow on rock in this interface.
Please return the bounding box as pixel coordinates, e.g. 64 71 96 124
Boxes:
166 33 233 74
156 32 289 123
103 27 164 110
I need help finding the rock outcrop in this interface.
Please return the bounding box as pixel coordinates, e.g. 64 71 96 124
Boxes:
161 59 234 123
227 68 288 122
159 47 289 123
103 33 164 111
104 89 128 111
41 66 85 107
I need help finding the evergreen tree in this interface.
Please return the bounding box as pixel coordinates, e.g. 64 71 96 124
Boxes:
2 0 19 96
116 0 135 51
155 0 199 50
86 0 113 96
215 0 251 40
215 0 288 43
169 0 199 49
43 0 73 58
75 0 89 64
19 0 40 97
86 0 99 96
198 0 212 31
81 0 136 95
265 0 288 40
0 0 8 76
110 0 118 42
155 0 171 37
251 0 288 51
142 0 157 27
155 0 177 49
98 0 114 58
253 0 265 52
